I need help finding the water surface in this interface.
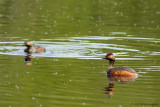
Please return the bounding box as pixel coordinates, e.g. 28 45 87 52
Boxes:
0 0 160 107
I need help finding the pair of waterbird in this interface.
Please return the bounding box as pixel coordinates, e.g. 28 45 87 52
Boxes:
24 40 137 76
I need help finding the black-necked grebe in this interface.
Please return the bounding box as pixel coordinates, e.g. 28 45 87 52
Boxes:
103 52 137 77
24 40 45 54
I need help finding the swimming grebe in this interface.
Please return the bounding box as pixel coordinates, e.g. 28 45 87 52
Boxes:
103 52 137 77
24 40 45 54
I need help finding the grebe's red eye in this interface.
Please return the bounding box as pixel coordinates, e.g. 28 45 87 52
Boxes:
107 56 109 58
26 43 28 44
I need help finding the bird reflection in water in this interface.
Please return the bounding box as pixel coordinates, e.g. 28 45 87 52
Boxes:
105 75 138 98
105 82 114 98
24 54 32 66
24 54 44 66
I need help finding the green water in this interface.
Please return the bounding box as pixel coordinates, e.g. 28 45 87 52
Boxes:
0 0 160 107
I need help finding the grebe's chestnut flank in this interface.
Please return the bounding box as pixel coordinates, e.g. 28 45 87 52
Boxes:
24 40 45 54
103 52 137 77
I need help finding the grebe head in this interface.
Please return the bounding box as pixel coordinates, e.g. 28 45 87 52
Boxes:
24 40 32 47
103 52 115 61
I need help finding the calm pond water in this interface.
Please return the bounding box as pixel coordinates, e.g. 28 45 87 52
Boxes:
0 0 160 107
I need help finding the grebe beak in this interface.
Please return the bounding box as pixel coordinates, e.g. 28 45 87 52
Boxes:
102 57 107 59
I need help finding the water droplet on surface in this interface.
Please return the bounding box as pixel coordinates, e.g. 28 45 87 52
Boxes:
82 102 86 105
32 97 35 100
114 3 117 5
44 32 48 35
54 72 58 75
15 85 20 89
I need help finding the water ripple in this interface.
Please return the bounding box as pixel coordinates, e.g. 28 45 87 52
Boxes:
0 35 157 59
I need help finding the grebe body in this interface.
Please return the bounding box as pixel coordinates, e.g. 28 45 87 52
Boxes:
24 40 45 54
103 52 137 77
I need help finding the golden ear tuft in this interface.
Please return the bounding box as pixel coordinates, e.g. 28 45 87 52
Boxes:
110 55 115 60
26 42 32 46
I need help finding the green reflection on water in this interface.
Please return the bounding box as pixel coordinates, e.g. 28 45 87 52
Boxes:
0 0 160 39
0 0 160 107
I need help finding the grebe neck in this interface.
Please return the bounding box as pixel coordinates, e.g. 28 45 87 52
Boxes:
108 60 115 69
25 46 31 53
26 46 31 50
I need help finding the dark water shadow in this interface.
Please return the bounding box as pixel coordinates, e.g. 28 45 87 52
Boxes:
105 75 138 98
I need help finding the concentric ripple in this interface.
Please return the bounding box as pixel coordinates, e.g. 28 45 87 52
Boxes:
0 35 159 59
